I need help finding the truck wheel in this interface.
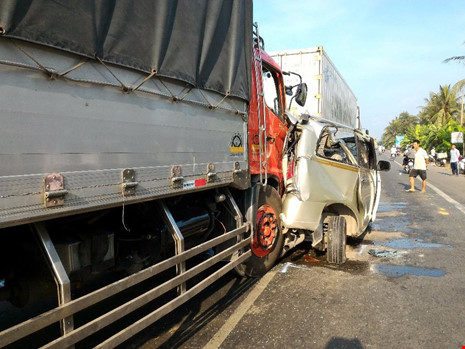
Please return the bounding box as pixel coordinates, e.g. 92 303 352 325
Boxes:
326 216 347 264
243 186 284 277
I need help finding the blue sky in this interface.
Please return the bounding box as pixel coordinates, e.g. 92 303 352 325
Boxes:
253 0 465 140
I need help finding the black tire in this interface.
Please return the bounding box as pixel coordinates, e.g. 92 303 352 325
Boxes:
326 216 347 264
241 186 284 277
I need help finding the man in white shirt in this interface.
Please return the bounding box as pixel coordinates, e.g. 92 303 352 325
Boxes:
450 144 460 176
406 139 429 193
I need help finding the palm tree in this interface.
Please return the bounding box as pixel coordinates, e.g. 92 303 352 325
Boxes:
444 41 465 65
381 112 419 146
382 119 401 146
420 85 459 126
453 79 465 125
397 111 419 130
444 41 465 123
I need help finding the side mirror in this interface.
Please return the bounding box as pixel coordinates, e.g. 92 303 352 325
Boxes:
285 86 293 96
377 160 391 172
295 83 307 107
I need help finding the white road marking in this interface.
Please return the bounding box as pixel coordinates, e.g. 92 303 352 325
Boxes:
427 182 465 215
203 269 278 349
392 159 465 216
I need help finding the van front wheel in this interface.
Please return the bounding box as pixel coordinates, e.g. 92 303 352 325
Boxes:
326 216 347 264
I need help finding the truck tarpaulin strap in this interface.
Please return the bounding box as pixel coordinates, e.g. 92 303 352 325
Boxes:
0 0 252 102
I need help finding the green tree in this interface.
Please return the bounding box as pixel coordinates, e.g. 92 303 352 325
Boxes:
381 112 418 147
382 79 465 153
443 41 465 65
453 79 465 125
419 85 459 126
411 121 465 153
381 120 400 146
444 42 465 124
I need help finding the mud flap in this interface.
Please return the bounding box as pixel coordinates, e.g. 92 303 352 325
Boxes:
312 222 324 248
312 212 336 250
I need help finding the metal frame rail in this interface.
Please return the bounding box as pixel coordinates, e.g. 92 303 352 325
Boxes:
34 223 74 337
253 22 268 186
0 190 250 348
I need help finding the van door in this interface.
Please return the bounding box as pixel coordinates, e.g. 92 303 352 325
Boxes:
369 137 382 222
356 134 376 227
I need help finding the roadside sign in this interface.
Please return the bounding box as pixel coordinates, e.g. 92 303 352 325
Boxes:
451 132 463 143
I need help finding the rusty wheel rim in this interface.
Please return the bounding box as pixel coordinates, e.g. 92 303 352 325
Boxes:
252 204 278 257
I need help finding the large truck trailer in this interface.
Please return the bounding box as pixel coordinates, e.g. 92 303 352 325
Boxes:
271 47 360 129
0 1 306 347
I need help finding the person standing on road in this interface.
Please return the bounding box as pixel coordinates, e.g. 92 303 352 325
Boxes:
406 139 429 193
450 144 460 176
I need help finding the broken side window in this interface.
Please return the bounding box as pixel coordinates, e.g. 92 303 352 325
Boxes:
316 127 354 165
356 136 371 169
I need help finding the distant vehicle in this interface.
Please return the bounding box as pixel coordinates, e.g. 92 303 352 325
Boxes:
281 115 391 264
436 152 448 167
403 147 415 173
404 156 414 174
459 156 465 174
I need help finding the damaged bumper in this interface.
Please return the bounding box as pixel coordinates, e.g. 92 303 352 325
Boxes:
280 193 325 231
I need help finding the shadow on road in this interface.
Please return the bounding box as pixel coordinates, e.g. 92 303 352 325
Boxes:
325 337 363 349
123 272 258 349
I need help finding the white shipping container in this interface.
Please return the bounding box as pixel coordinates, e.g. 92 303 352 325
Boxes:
271 46 360 129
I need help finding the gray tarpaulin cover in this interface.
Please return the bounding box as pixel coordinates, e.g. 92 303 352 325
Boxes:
0 0 252 101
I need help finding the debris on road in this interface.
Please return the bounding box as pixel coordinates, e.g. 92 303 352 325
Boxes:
304 255 321 263
279 262 311 273
368 248 402 258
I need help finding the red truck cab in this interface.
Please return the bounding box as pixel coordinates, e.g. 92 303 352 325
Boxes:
248 47 288 192
237 35 298 277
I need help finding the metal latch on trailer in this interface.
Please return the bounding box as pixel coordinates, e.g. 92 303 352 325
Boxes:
206 163 217 183
171 166 184 188
121 169 138 196
233 161 246 179
44 173 68 208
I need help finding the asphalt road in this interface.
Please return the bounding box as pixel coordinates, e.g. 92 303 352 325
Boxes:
132 154 465 349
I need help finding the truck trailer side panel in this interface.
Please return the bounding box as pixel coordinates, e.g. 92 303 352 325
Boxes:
0 2 256 347
0 40 249 228
271 47 359 129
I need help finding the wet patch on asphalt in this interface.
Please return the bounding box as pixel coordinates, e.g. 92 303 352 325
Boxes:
373 216 412 234
376 201 408 213
320 259 370 275
371 264 446 278
374 238 450 249
281 246 371 275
